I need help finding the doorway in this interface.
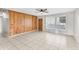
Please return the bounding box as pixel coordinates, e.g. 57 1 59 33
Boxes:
38 19 43 31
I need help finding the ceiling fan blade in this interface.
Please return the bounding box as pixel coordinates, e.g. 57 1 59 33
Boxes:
43 9 47 11
36 9 41 12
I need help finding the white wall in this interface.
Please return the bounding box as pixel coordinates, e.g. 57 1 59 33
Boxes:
74 9 79 43
43 12 74 35
0 9 8 37
0 17 2 34
66 12 74 35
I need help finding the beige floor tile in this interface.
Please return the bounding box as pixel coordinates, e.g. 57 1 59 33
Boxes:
0 32 79 50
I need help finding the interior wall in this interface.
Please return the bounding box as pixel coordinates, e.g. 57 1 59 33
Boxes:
43 12 74 35
0 17 2 34
0 9 8 37
8 10 37 36
0 9 1 35
0 9 2 36
74 9 79 43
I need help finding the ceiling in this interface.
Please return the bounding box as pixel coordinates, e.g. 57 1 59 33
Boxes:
9 8 76 16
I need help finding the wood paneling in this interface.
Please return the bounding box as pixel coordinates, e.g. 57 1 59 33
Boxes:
8 10 37 36
32 16 37 30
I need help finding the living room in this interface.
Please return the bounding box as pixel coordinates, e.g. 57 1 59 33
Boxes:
0 8 79 50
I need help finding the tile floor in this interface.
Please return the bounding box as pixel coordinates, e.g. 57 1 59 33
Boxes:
0 32 79 50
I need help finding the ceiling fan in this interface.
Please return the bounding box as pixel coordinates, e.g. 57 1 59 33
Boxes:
35 8 48 14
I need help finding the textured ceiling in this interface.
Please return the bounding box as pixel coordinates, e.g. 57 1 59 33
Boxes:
9 8 76 16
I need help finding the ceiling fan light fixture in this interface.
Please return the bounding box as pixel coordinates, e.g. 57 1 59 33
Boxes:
35 8 48 14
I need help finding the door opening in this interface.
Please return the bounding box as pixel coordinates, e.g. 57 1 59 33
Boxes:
38 19 43 31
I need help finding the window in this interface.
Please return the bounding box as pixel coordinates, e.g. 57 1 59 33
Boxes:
56 16 66 30
46 16 67 33
46 16 55 29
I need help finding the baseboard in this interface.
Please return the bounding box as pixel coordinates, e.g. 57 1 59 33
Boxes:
44 31 74 37
9 30 37 38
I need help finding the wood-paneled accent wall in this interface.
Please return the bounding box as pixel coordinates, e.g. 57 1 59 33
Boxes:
8 10 37 36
